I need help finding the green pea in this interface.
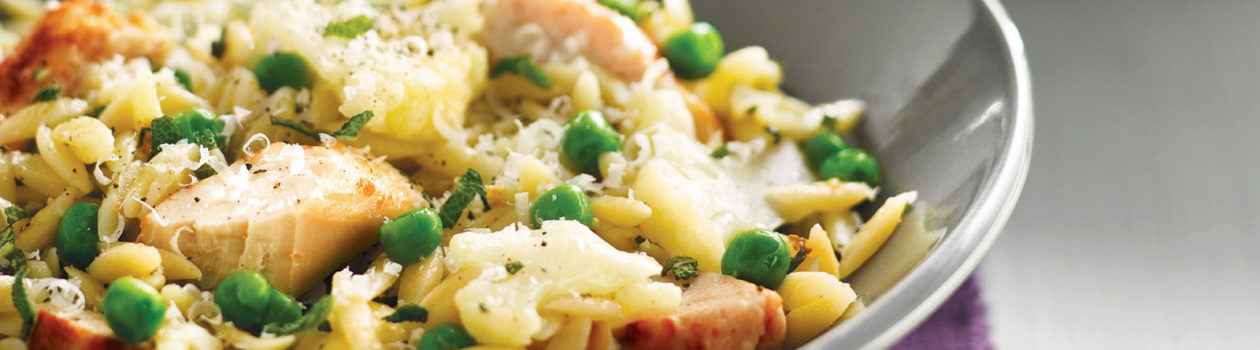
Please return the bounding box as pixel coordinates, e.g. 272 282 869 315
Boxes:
597 0 641 20
253 52 309 94
56 202 100 270
380 207 443 265
530 184 593 229
800 131 850 171
561 110 622 176
663 22 725 80
721 229 791 289
818 148 882 187
214 270 302 334
418 323 477 350
103 276 167 344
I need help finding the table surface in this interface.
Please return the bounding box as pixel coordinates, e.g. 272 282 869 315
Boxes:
982 1 1260 349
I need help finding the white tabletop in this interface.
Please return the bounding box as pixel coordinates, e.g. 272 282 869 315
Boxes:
982 1 1260 348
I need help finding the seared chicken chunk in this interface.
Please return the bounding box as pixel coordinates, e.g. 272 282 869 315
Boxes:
0 0 171 111
26 310 131 350
483 0 658 81
482 0 721 139
619 273 788 350
138 143 421 295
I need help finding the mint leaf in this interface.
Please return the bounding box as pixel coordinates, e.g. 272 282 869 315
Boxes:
271 111 375 140
709 144 729 159
151 109 226 155
0 209 33 338
788 247 808 272
13 267 33 338
174 69 193 92
505 261 523 275
30 84 60 103
660 256 698 281
4 206 39 226
325 15 374 38
439 169 488 228
490 55 553 89
330 111 373 139
261 296 331 335
764 126 781 144
269 116 323 139
383 304 428 323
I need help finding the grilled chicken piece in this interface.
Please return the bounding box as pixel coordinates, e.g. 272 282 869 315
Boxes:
483 0 658 81
0 0 171 112
619 273 788 350
27 310 132 350
138 143 422 295
482 0 722 140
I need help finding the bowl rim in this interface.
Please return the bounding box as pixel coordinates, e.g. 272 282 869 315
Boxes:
802 0 1034 348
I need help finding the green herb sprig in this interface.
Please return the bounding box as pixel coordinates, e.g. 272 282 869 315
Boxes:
438 169 489 228
660 256 698 281
383 304 429 323
490 55 554 89
269 110 375 140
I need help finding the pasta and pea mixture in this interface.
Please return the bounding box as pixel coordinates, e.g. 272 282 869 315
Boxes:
0 0 916 348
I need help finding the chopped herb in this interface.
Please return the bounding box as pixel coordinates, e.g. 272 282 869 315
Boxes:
261 296 332 335
504 261 523 275
88 105 107 118
13 267 32 338
764 126 781 144
30 68 49 82
660 256 698 281
269 116 322 138
709 144 730 159
490 54 554 89
821 114 837 130
438 169 489 228
174 69 193 92
211 28 226 59
384 304 429 323
324 15 375 38
151 109 226 155
330 111 373 139
0 231 20 276
787 247 808 272
4 206 39 226
269 111 375 140
0 207 33 338
745 105 758 116
194 164 217 179
30 83 60 103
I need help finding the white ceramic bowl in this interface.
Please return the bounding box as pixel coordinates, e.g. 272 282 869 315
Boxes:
690 0 1033 348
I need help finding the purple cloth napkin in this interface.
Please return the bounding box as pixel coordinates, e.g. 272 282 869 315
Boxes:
890 274 993 350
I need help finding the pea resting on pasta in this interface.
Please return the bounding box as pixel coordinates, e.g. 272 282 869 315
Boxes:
0 0 911 348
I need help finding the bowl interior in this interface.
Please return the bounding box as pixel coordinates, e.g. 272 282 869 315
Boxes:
691 0 1031 348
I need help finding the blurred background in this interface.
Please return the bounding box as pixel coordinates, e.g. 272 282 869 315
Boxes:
983 0 1260 349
